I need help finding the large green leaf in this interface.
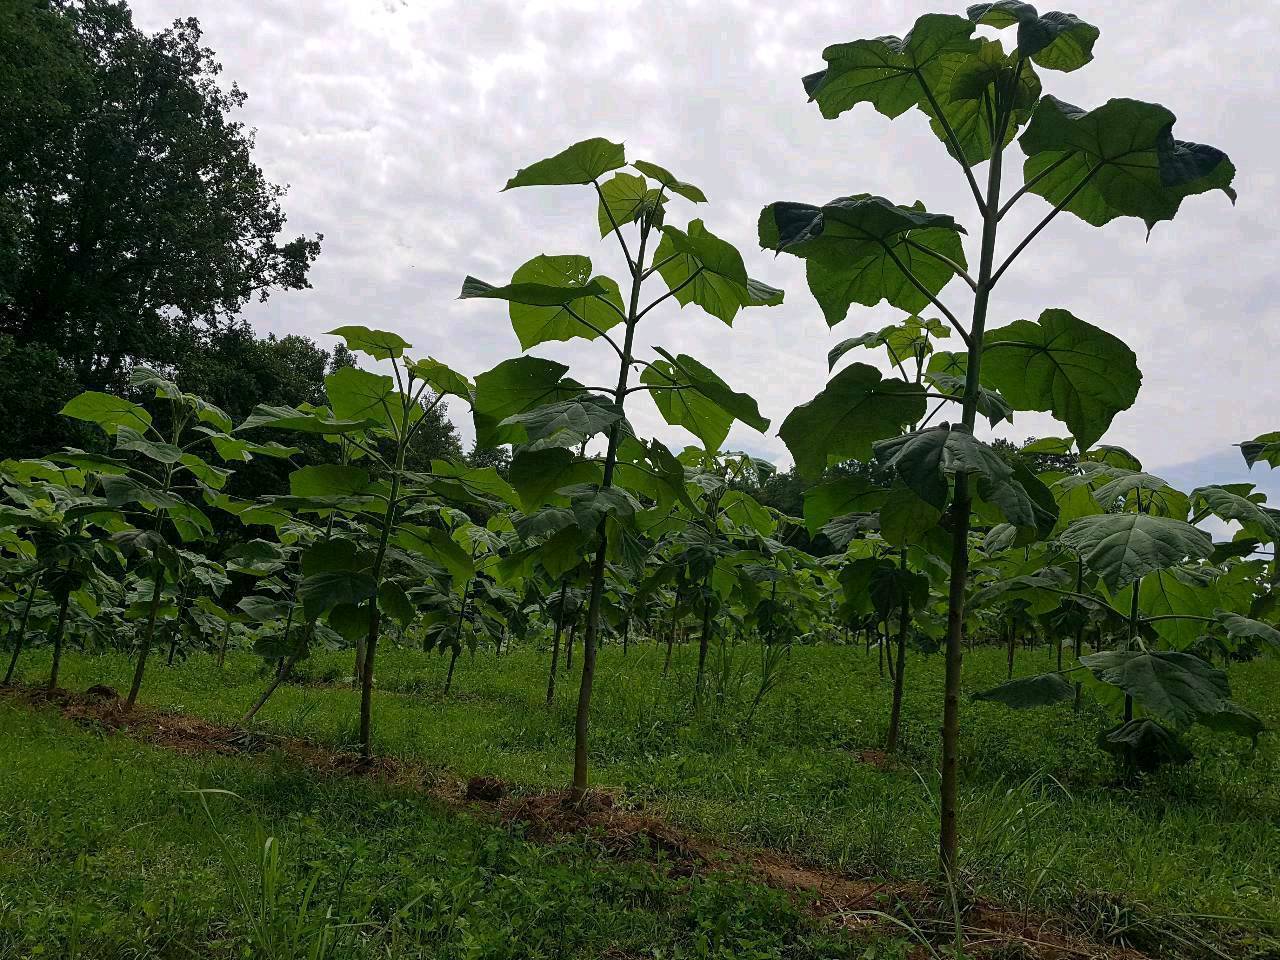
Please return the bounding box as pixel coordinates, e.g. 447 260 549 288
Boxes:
462 255 624 351
981 309 1139 450
410 358 473 402
327 326 410 360
804 14 980 120
1112 566 1217 649
1239 431 1280 470
923 38 1042 163
652 220 782 324
1019 96 1237 231
1059 513 1212 592
631 160 707 203
299 570 377 620
759 195 967 323
394 524 475 584
472 357 581 448
1099 718 1191 770
1191 485 1280 541
60 392 153 436
880 483 945 547
641 350 769 452
499 398 622 451
237 404 376 435
802 477 888 535
973 672 1074 708
873 424 1048 534
502 137 625 189
325 367 396 429
782 363 926 480
1081 649 1230 729
967 2 1099 72
596 173 663 236
289 465 374 500
508 448 602 512
1214 610 1280 653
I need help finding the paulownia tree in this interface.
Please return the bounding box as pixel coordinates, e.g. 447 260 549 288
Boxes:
462 138 781 799
760 4 1235 872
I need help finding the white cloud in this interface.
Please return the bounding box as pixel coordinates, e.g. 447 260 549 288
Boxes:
130 0 1279 474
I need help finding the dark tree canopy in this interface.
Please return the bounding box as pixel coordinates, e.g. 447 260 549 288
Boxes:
0 0 321 454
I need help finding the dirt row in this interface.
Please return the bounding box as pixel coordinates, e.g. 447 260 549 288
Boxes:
4 683 1147 960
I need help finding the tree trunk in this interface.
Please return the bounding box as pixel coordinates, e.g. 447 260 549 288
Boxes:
1007 623 1016 680
565 620 576 673
663 589 678 675
217 622 231 670
3 576 39 685
241 656 295 725
547 583 568 705
126 570 166 710
622 617 630 656
444 644 460 694
695 577 713 698
886 556 910 755
46 591 72 691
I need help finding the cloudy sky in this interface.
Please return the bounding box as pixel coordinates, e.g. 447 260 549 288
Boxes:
130 0 1279 497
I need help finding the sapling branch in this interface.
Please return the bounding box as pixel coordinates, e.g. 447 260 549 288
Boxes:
877 242 971 347
637 267 703 321
915 70 986 215
998 152 1076 220
562 304 624 360
990 164 1100 287
592 179 636 273
903 240 977 291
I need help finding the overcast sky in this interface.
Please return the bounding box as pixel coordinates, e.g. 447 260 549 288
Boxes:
130 0 1279 496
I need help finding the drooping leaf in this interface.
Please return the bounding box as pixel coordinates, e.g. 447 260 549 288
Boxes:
642 350 769 451
236 404 376 435
1019 96 1237 231
1098 718 1192 771
803 477 888 535
967 2 1099 72
60 392 153 436
299 570 377 620
289 465 374 500
879 483 945 547
464 255 625 351
1239 431 1280 469
499 398 622 451
378 582 415 627
410 358 473 401
1191 485 1280 541
980 309 1140 450
759 195 967 323
653 220 782 324
327 326 410 360
325 367 396 429
973 672 1075 708
1081 649 1230 729
631 160 707 203
1059 513 1212 592
597 173 663 236
508 448 603 512
1213 610 1280 653
804 14 980 120
873 423 1045 536
782 363 926 480
472 357 581 448
503 137 626 189
394 524 475 584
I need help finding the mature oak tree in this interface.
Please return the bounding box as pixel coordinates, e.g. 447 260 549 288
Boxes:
0 0 321 454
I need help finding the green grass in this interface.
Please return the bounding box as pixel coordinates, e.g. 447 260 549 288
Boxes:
0 703 889 959
6 637 1280 957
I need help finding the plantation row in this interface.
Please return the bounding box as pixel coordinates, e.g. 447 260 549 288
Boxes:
2 5 1274 877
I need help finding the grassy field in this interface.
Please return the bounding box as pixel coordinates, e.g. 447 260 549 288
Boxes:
3 638 1278 958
